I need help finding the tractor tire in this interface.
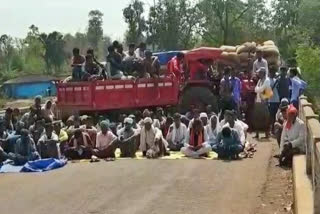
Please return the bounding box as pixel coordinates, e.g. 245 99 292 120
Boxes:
179 87 219 114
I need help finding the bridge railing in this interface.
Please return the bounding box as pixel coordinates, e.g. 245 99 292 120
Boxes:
299 96 320 213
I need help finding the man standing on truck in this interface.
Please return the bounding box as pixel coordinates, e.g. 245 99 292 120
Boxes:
71 48 85 81
167 52 185 81
253 50 269 77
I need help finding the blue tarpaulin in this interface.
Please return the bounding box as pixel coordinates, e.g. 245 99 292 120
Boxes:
0 158 67 173
153 51 180 65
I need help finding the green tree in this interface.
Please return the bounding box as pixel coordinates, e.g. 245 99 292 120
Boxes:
146 0 199 50
39 31 65 74
298 0 320 44
198 0 264 45
271 0 302 58
0 34 15 72
87 10 104 51
123 0 146 45
24 25 46 74
296 44 320 94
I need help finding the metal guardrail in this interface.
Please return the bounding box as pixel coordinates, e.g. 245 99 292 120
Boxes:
299 96 320 213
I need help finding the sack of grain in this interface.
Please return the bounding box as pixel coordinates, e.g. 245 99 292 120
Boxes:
236 42 257 54
265 55 280 66
221 52 240 64
240 61 251 68
220 45 237 53
262 45 280 57
219 52 240 65
263 40 275 46
238 52 255 62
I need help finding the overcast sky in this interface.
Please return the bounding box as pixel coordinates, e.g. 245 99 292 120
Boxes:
1 0 154 40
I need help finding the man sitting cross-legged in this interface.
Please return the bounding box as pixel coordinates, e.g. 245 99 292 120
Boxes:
181 119 211 158
93 120 118 160
117 117 139 158
65 129 93 160
140 117 169 159
212 124 244 160
0 129 40 165
166 113 188 151
37 122 59 159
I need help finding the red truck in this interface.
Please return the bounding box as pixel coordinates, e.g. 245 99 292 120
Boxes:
55 47 255 119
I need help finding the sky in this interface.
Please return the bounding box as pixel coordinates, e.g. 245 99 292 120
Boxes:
0 0 154 40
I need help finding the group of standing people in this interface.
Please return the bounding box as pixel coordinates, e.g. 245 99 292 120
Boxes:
217 49 307 166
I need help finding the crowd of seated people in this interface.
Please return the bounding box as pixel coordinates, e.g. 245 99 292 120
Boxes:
0 91 307 166
0 93 254 165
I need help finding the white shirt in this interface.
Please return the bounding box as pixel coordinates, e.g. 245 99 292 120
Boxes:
38 132 59 142
253 58 269 76
280 118 306 153
139 126 163 152
135 48 145 59
166 123 188 145
255 77 271 102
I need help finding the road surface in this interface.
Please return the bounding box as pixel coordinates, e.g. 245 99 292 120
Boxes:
0 141 272 214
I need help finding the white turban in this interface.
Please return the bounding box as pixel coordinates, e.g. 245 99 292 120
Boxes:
124 117 133 124
200 112 208 118
143 117 153 124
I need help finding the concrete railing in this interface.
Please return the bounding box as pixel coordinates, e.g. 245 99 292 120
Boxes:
299 96 320 213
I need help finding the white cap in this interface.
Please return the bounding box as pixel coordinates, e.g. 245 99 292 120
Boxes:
200 112 208 118
124 117 133 124
143 117 153 124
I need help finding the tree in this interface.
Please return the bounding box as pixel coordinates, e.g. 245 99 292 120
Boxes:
39 31 65 74
198 0 261 45
0 34 15 72
271 0 302 58
123 0 146 45
298 0 320 44
146 0 199 50
23 25 46 74
87 10 104 51
296 43 320 95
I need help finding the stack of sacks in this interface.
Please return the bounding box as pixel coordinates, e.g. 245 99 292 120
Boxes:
219 46 240 65
256 40 280 67
218 41 280 68
236 42 257 67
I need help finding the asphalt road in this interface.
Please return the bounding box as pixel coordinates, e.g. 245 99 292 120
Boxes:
0 141 272 214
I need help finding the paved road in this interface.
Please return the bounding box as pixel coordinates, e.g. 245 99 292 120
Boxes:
0 141 272 214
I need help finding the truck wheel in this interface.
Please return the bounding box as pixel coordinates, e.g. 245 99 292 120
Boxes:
179 87 218 114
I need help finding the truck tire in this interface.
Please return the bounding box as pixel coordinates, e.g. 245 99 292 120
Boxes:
179 87 218 114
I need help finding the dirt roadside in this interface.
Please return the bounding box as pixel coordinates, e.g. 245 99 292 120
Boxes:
255 140 293 214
